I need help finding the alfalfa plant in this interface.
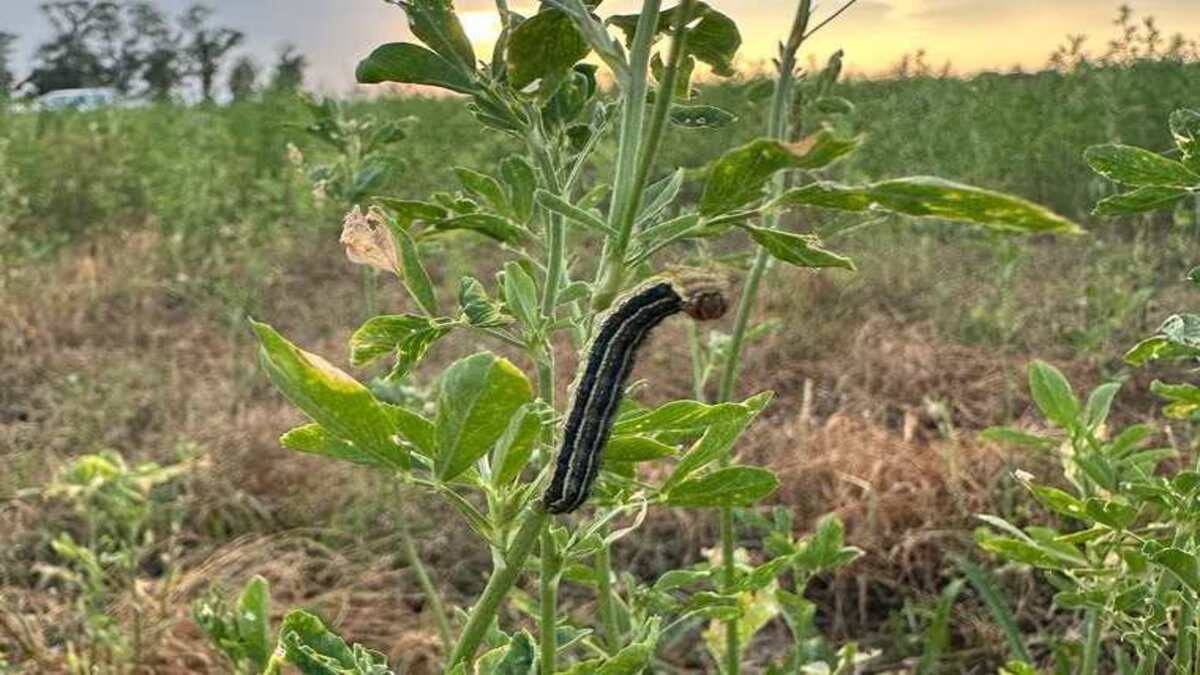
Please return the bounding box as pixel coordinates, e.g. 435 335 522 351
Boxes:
246 0 1080 670
974 108 1200 675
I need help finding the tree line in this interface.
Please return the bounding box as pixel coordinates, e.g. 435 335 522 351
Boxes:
0 0 308 101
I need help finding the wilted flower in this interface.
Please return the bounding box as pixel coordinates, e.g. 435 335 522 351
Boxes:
340 206 398 274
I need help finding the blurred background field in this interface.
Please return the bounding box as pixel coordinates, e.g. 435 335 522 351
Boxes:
2 4 1200 673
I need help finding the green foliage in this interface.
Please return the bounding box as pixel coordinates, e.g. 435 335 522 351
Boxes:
193 576 272 674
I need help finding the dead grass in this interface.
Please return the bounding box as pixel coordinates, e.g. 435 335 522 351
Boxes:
0 224 1187 671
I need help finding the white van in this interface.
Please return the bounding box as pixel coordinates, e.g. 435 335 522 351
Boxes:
35 87 120 111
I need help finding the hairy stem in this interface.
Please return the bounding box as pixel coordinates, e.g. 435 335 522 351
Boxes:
539 529 560 674
712 5 812 673
398 515 452 649
591 0 663 310
596 543 623 653
448 509 550 666
1080 609 1104 675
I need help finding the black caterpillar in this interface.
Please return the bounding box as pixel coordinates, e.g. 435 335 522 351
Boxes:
542 280 727 514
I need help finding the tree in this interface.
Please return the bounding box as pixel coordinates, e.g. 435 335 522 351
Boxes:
227 54 258 101
0 33 16 98
269 44 307 94
127 1 182 99
24 1 120 94
181 4 243 101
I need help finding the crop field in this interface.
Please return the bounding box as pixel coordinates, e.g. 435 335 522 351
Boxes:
3 2 1200 674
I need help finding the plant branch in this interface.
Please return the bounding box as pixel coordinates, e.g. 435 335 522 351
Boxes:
447 509 550 665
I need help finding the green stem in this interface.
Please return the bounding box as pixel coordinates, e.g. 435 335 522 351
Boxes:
596 542 622 653
710 6 811 674
591 0 663 311
398 515 453 650
1080 609 1104 675
719 506 738 672
1178 600 1195 675
448 509 550 666
539 528 561 674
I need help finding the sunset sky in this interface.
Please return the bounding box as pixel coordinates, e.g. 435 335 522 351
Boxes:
5 1 1200 91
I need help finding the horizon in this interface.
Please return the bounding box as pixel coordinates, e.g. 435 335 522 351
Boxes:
3 0 1200 94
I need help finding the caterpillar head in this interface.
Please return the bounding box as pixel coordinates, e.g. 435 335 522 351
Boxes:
668 269 730 322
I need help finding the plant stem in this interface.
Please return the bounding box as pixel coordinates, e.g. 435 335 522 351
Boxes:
397 514 453 649
1080 609 1104 675
591 0 663 311
539 528 560 674
448 509 550 666
1177 600 1195 675
711 6 812 674
596 542 623 653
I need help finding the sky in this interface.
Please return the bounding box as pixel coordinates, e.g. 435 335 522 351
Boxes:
3 0 1199 93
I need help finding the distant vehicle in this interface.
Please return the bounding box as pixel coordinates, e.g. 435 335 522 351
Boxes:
34 87 123 112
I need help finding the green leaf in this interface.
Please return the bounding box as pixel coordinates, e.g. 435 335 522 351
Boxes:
918 579 964 675
382 404 436 456
433 214 529 244
502 262 541 331
1093 185 1190 216
1083 381 1121 430
669 104 738 129
488 630 537 675
700 136 858 216
609 3 742 77
492 403 542 486
1085 144 1200 188
349 315 453 380
397 0 476 70
282 423 387 467
1083 497 1137 530
665 413 762 489
535 189 615 237
1029 485 1087 520
958 558 1032 663
501 156 538 223
507 8 590 95
1154 548 1200 594
978 536 1076 570
373 198 449 226
739 225 855 270
979 426 1058 450
665 466 780 507
795 514 863 573
1151 380 1200 419
613 399 762 436
356 42 478 94
1028 360 1079 430
455 167 512 218
435 352 533 481
252 321 407 470
775 177 1083 234
1170 109 1200 172
278 610 392 675
390 225 439 316
814 96 855 115
639 170 685 224
459 277 511 328
605 435 678 463
1126 314 1200 366
236 576 271 671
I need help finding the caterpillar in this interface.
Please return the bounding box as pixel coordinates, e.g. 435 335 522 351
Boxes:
542 279 728 514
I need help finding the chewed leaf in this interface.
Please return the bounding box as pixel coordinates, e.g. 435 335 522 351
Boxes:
507 9 590 96
282 423 390 467
670 104 738 129
252 320 407 470
1126 314 1200 366
700 134 858 216
349 315 453 380
1085 143 1200 188
739 225 855 270
775 177 1083 234
356 42 478 94
1170 109 1200 172
608 2 742 77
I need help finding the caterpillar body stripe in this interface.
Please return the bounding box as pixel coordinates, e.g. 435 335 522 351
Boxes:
542 280 727 514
